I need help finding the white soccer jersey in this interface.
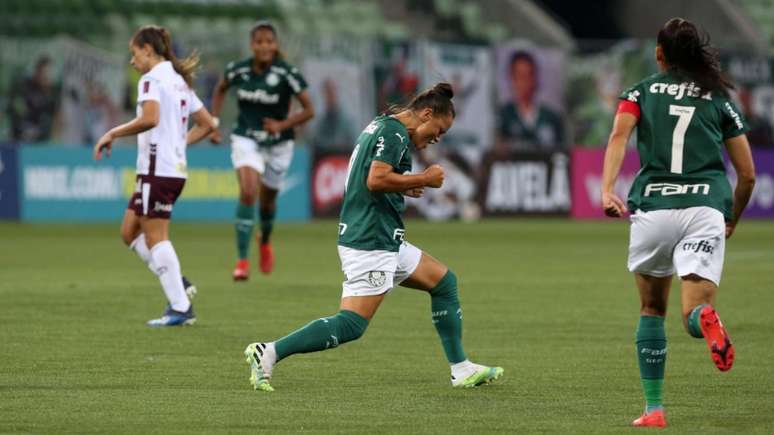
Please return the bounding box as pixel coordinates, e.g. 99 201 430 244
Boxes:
136 61 203 179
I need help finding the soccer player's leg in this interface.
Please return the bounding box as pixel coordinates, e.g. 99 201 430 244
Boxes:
628 210 677 427
123 200 197 298
255 141 293 275
230 134 265 281
138 177 194 327
243 249 391 391
143 217 195 326
244 294 380 392
233 167 259 281
123 181 157 275
632 273 670 428
398 243 503 388
256 182 277 275
675 207 732 371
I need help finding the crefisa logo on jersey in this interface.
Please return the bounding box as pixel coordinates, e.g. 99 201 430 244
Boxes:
648 81 711 100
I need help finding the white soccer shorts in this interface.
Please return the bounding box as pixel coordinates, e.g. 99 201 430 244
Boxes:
230 134 294 190
627 206 726 285
337 241 423 298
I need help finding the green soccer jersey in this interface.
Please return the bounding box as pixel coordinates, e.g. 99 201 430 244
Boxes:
338 115 412 252
620 71 749 220
224 57 307 146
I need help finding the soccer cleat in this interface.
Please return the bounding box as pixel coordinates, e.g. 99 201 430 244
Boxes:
699 305 734 372
147 305 196 327
182 276 197 299
232 259 249 281
451 363 504 388
258 240 274 275
244 342 274 392
632 409 667 428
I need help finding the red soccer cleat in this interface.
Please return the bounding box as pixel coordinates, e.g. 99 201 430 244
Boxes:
700 305 734 372
259 241 274 275
632 409 667 428
232 259 250 281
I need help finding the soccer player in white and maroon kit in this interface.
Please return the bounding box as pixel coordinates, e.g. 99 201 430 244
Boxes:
93 25 216 326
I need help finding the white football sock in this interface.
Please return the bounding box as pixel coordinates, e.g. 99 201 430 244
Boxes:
150 240 190 312
129 234 157 275
265 342 278 366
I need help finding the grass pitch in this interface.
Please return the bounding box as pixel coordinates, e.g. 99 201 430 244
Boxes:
1 219 773 433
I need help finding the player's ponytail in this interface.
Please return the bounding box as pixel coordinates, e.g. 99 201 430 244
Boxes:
131 25 199 87
657 18 733 96
388 82 456 117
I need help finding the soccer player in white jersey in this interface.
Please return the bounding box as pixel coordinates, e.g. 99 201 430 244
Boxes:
602 18 756 427
93 25 217 327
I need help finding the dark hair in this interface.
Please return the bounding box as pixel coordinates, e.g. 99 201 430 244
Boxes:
509 50 536 70
657 18 733 96
251 20 277 38
389 82 456 117
131 25 199 87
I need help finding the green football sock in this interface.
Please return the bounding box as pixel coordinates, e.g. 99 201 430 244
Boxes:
274 310 369 361
687 304 707 338
636 315 667 412
259 207 275 245
235 203 255 259
430 271 466 364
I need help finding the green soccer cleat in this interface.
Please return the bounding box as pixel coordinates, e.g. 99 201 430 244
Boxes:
244 343 275 392
452 363 504 388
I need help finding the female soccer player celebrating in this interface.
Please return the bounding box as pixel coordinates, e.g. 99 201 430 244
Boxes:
209 21 314 281
93 25 216 326
243 83 503 391
601 18 756 427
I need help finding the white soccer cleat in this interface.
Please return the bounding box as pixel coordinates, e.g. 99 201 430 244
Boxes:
451 362 504 388
244 342 275 392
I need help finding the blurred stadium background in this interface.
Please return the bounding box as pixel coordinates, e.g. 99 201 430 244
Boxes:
2 1 774 433
1 0 773 223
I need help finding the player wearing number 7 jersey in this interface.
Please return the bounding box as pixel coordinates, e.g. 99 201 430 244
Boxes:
602 18 756 428
242 83 502 392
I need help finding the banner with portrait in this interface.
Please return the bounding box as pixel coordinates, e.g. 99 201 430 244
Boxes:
494 40 568 153
420 41 494 165
301 37 374 153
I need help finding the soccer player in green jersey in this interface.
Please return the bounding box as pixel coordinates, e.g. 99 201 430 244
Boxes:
209 21 314 281
243 83 503 391
601 18 756 428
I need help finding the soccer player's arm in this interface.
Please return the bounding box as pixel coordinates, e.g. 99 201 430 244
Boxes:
208 63 235 143
722 101 755 238
366 132 444 192
271 67 314 133
187 91 217 145
93 77 160 160
600 97 639 217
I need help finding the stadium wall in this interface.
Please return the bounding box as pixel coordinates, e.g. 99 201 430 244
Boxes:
4 146 310 222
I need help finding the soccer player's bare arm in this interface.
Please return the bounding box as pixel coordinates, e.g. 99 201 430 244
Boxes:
266 90 314 134
208 77 229 143
93 101 160 160
366 160 444 192
601 111 637 216
187 107 217 145
724 134 756 238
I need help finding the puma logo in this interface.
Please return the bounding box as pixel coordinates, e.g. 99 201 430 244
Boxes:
395 133 406 143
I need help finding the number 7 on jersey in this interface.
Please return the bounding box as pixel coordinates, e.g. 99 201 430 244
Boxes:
668 104 695 174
